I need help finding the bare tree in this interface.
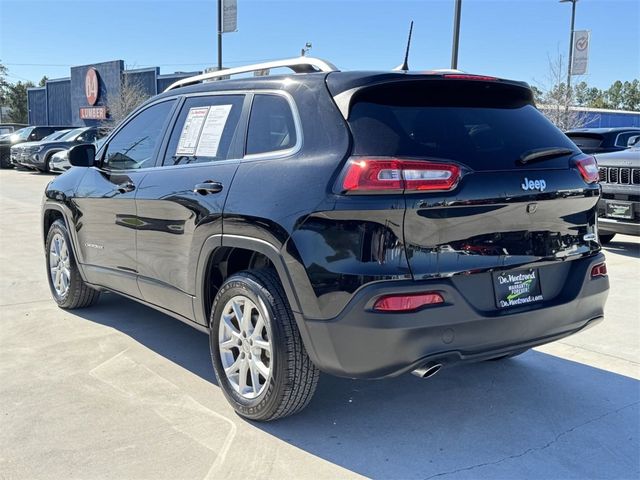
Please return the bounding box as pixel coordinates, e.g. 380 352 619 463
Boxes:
533 53 594 131
101 74 150 130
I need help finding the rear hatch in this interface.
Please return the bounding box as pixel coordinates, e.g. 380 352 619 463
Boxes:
333 75 601 310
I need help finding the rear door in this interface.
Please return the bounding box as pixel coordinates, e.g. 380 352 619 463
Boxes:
134 93 247 321
343 78 601 309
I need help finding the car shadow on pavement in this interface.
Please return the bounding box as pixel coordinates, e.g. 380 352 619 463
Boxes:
76 293 640 480
604 240 640 259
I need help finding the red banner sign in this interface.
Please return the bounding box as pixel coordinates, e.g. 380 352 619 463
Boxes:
79 106 107 120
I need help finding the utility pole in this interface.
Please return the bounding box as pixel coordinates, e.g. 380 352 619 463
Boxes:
561 0 578 92
217 0 223 70
450 0 462 69
301 42 312 57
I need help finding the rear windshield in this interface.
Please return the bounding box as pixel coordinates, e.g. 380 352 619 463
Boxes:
565 134 603 149
347 81 579 170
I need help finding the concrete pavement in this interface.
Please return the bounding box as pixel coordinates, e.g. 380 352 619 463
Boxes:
1 168 638 479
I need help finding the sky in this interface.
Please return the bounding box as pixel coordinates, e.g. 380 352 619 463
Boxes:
0 0 638 91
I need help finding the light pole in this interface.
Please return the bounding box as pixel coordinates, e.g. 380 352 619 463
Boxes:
217 0 223 70
451 0 462 69
560 0 578 92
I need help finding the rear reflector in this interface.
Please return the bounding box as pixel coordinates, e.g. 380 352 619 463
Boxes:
591 262 607 278
373 292 444 312
574 155 599 183
342 158 461 193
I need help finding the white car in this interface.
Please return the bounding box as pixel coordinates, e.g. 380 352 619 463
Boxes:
49 149 70 173
49 137 107 174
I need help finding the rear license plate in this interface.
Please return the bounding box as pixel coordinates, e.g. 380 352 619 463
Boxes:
493 268 543 309
606 201 633 219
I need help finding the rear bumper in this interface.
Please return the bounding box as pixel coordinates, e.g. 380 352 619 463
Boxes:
598 197 640 236
299 253 608 378
598 217 640 236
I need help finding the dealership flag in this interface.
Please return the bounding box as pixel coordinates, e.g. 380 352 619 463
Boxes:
222 0 237 33
571 30 590 75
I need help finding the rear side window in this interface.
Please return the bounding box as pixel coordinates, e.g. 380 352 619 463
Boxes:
77 129 98 143
163 95 244 166
348 81 579 170
246 94 297 156
615 131 638 147
104 100 175 170
34 128 54 140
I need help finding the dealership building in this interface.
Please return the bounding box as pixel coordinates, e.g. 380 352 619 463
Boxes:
27 59 640 128
26 60 201 126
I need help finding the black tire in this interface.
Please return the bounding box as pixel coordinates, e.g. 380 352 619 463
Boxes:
45 219 100 309
0 151 13 169
487 349 529 361
210 269 319 421
599 233 615 245
43 151 59 173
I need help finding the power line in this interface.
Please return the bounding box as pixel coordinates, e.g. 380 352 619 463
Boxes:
3 63 72 67
3 58 277 68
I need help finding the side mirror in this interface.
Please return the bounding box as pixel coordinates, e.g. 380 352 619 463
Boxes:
627 135 640 147
68 143 96 167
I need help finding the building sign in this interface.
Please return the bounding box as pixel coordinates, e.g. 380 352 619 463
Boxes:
222 0 237 32
85 68 99 105
80 106 107 120
571 30 590 76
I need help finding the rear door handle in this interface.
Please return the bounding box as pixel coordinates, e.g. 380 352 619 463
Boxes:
194 181 223 195
117 181 135 193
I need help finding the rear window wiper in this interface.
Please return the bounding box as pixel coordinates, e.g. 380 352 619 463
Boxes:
518 147 575 165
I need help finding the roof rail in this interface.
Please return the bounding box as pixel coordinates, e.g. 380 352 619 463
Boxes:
164 56 338 92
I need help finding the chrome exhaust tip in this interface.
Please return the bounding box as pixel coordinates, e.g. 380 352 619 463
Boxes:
411 362 443 379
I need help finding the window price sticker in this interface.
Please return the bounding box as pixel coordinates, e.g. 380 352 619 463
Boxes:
196 105 233 157
176 107 210 156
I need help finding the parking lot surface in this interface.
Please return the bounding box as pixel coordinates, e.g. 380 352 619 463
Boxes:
1 168 638 480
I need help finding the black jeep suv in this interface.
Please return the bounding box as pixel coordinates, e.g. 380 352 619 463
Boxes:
42 59 609 421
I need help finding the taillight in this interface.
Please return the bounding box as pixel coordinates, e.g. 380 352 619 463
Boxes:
373 292 444 312
574 155 599 183
591 262 607 278
341 157 461 193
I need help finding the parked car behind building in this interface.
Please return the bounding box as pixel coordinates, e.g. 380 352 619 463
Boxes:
0 125 72 168
565 127 640 154
595 147 640 243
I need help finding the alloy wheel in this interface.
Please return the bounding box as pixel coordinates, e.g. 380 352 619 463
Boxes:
218 295 272 399
49 233 71 297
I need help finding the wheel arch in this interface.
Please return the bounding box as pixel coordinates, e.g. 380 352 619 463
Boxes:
43 148 65 165
195 234 303 328
42 201 87 268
